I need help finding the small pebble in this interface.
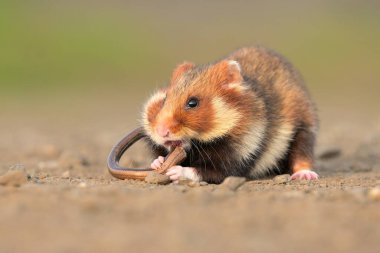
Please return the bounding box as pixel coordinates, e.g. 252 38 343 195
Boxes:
220 176 246 191
200 181 208 186
273 174 291 184
178 177 193 186
61 170 70 179
188 181 200 188
145 171 171 185
0 170 28 187
177 177 201 187
38 173 49 180
173 185 188 193
367 187 380 201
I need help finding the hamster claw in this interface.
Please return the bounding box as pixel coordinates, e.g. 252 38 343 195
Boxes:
291 169 319 180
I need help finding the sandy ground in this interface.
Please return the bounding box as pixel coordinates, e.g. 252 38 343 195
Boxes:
0 93 379 253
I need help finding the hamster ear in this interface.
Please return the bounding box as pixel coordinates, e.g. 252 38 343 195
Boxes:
170 62 194 86
210 60 243 89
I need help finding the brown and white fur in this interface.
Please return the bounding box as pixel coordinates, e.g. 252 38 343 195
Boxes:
142 47 318 184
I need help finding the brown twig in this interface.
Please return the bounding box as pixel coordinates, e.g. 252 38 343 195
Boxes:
156 147 187 174
107 127 187 180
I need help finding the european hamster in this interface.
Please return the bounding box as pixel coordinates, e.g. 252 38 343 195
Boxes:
142 47 318 183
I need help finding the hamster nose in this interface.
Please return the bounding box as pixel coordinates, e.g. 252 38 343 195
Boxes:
156 125 170 138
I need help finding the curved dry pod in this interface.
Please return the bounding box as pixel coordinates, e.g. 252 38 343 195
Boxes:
107 127 187 180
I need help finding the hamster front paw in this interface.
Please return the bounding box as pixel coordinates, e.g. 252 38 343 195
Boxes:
150 156 165 170
166 166 201 183
291 169 319 180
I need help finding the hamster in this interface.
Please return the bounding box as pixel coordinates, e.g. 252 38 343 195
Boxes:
142 47 319 184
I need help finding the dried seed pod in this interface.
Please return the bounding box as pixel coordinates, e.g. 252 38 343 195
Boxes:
107 127 187 180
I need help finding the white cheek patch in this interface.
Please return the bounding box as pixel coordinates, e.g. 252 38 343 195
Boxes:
141 90 166 143
199 97 242 141
250 123 294 178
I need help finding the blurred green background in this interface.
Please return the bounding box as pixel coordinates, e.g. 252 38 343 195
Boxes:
0 0 379 113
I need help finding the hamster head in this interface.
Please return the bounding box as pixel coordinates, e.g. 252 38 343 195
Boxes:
142 60 252 150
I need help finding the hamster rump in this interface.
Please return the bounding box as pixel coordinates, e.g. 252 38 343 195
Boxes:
142 47 319 183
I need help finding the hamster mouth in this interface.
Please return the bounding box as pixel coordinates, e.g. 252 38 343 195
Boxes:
163 139 191 152
164 140 183 148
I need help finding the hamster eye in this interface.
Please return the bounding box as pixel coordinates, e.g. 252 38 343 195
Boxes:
186 97 199 109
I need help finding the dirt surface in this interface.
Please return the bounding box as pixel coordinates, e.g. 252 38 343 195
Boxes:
0 94 380 253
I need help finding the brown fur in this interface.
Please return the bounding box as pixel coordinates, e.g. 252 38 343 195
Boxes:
142 46 318 183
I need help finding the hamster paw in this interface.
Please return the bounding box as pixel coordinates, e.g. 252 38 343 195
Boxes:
166 166 200 183
150 156 165 170
291 169 319 180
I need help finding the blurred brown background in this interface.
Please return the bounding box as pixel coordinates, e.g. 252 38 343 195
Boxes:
1 0 379 116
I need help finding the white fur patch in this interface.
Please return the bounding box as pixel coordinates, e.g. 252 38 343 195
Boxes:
142 90 166 142
183 167 201 182
199 97 242 141
228 60 241 72
235 120 267 162
166 166 202 182
250 123 294 177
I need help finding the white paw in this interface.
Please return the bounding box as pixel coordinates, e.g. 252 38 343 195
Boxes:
291 170 319 180
150 156 165 170
166 166 200 183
